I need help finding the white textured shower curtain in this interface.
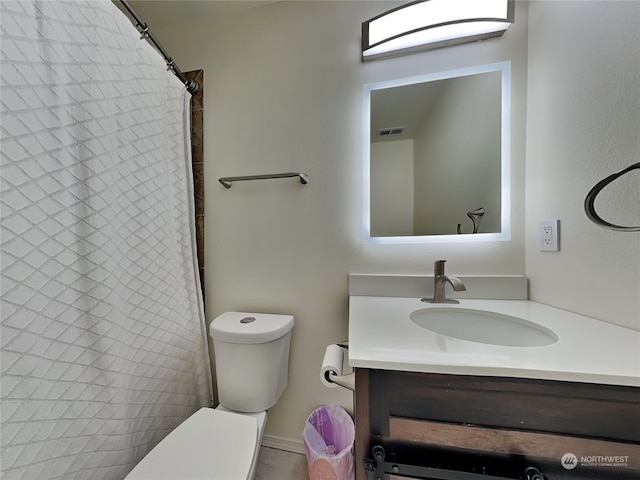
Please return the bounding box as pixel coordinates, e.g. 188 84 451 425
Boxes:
1 1 213 479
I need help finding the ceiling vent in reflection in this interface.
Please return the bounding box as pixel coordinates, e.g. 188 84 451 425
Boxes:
377 127 405 137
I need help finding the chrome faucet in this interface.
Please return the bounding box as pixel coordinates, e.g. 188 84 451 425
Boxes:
422 260 466 304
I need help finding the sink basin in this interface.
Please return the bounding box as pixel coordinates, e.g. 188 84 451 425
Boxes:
410 308 558 347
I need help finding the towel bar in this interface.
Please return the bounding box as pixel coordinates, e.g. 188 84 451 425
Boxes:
218 172 309 189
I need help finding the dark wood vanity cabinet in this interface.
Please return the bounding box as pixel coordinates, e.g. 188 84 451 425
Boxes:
354 369 640 480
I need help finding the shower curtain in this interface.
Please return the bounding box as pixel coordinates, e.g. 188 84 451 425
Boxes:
1 1 213 479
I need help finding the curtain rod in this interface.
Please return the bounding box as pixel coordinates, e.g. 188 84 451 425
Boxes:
118 0 199 94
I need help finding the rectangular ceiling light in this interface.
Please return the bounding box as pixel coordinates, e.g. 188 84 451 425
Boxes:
362 0 515 61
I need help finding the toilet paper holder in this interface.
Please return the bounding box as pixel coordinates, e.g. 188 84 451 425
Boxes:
321 343 355 391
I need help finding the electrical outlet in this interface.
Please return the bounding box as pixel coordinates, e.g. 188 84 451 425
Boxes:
538 220 559 251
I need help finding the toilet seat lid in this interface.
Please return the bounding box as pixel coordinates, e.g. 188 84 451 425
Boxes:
124 408 257 480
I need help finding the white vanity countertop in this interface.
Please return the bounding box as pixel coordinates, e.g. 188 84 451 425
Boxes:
349 296 640 387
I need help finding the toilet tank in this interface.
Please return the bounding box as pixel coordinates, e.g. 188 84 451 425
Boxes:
210 312 294 413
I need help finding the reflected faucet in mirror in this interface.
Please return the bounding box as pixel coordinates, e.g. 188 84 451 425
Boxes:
457 207 485 234
422 260 466 304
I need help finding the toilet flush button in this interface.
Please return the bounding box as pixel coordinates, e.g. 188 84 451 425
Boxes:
240 317 256 324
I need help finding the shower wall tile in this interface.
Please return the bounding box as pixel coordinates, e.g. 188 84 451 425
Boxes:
193 162 204 215
185 69 205 304
195 214 205 271
191 109 204 162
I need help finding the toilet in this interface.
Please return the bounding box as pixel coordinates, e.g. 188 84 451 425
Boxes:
124 312 294 480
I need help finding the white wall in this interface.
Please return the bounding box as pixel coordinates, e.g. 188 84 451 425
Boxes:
143 0 638 445
525 1 640 329
413 72 502 235
370 139 414 236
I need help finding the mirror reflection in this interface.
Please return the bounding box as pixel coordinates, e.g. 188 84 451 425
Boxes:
365 62 510 243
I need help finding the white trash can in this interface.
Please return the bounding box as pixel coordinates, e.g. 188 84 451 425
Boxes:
303 405 355 480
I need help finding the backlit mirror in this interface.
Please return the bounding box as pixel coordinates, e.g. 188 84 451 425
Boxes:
363 62 511 243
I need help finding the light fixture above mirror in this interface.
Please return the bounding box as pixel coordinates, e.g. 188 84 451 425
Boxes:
362 0 515 61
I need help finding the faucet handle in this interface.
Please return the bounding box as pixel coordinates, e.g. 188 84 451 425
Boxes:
434 259 446 276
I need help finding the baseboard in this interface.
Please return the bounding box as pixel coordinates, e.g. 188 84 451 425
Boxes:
261 434 306 455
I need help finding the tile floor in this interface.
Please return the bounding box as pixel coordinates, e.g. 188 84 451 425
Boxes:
255 447 309 480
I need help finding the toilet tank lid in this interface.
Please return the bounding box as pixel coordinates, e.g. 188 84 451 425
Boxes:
210 312 294 344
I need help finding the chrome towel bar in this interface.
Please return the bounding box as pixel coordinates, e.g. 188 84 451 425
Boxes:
218 172 309 189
